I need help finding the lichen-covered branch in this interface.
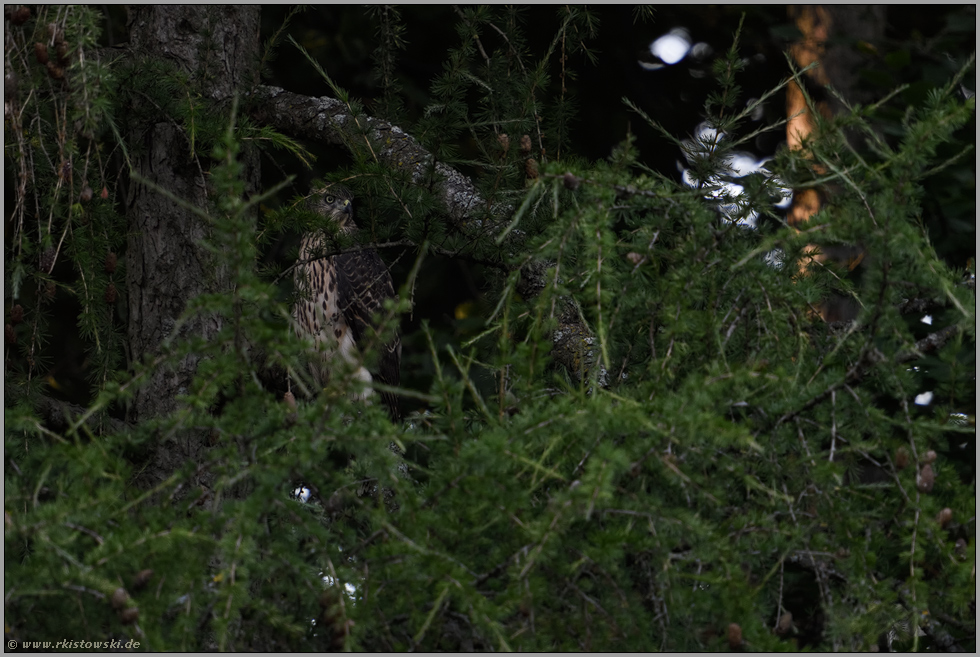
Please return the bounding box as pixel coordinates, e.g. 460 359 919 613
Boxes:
248 86 487 226
896 323 963 364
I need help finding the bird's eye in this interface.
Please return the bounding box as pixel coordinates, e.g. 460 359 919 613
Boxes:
324 194 335 204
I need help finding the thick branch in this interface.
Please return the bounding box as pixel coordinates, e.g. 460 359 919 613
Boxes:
248 86 489 226
896 324 962 364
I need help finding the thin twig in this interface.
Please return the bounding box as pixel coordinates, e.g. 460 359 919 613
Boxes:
828 390 837 462
453 6 491 65
63 522 105 546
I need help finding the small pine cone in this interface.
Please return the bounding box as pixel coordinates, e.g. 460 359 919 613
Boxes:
105 283 118 304
104 252 117 273
80 185 93 203
319 592 347 651
625 252 645 266
34 42 49 65
330 628 346 651
519 134 532 155
45 60 64 80
110 587 129 610
318 589 338 609
10 304 23 324
11 6 31 26
100 186 109 200
5 324 16 345
525 158 539 180
894 447 909 470
132 569 154 591
118 607 139 625
563 171 580 191
44 281 56 299
775 611 793 636
283 390 297 411
922 449 937 464
727 622 743 649
498 132 510 154
40 246 56 273
55 41 69 66
937 507 952 528
916 464 935 493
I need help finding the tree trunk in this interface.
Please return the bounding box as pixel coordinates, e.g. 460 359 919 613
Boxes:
786 5 886 227
786 5 885 323
124 6 261 489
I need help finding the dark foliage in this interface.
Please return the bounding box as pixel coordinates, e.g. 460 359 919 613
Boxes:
4 5 975 652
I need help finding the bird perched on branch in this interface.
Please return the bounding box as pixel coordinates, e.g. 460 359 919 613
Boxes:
293 184 401 420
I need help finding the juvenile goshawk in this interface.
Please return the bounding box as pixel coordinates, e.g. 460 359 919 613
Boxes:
293 184 401 420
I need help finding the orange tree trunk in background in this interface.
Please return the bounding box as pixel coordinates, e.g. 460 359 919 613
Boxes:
786 5 831 229
785 6 885 321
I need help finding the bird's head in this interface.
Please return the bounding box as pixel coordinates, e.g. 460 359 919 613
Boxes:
307 184 355 234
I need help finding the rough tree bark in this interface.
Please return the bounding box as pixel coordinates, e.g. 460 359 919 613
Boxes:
123 6 261 489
